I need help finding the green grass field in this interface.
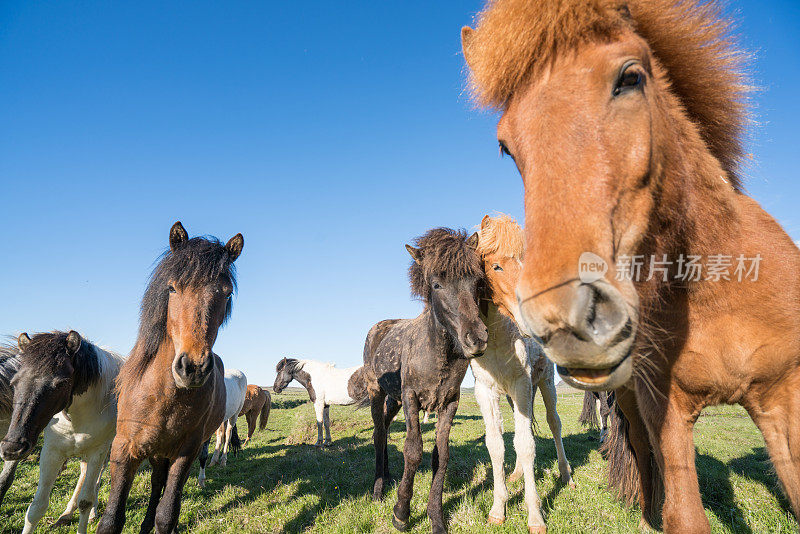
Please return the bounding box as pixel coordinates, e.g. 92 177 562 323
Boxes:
2 388 797 533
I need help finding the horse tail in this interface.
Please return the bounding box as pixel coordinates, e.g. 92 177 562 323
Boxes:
347 366 372 408
579 391 599 429
600 394 662 519
259 389 271 430
229 423 242 457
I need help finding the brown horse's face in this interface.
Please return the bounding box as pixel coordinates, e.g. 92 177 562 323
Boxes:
489 32 659 389
167 277 233 389
482 250 523 324
1 332 80 460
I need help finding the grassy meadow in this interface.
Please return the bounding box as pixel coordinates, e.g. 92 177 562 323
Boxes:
2 387 796 533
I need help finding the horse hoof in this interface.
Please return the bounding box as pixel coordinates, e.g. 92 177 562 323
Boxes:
487 515 505 525
567 480 576 489
391 512 409 532
220 459 227 467
507 471 523 484
54 515 72 527
529 526 547 534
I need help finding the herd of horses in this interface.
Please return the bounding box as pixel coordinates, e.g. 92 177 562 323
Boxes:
2 0 799 533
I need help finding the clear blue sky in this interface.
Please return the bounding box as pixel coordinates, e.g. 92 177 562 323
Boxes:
1 1 798 387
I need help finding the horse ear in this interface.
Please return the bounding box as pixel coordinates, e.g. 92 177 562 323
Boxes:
480 215 492 230
405 244 423 265
225 233 244 262
461 26 475 69
66 331 82 355
169 221 189 251
466 232 479 250
18 333 31 351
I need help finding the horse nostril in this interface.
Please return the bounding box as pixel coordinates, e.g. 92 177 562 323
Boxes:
570 284 629 347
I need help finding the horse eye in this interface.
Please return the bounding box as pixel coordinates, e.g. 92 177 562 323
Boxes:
498 141 512 158
433 282 442 290
492 264 503 272
613 63 644 96
168 285 176 293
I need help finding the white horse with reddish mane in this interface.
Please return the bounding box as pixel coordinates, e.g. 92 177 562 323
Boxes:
272 358 359 446
472 215 574 534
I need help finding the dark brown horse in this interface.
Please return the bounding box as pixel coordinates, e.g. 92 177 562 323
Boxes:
238 384 270 446
96 222 243 534
350 228 487 534
462 1 800 532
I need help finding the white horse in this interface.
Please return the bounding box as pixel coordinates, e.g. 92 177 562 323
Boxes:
0 331 123 534
198 367 247 486
273 358 359 446
471 214 574 533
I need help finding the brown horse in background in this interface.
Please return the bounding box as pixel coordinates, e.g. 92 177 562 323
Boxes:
463 1 800 532
239 385 270 446
96 222 243 534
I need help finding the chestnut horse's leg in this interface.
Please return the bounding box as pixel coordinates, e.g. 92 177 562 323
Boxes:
427 399 459 534
95 441 142 534
746 376 800 520
140 457 170 534
392 391 422 531
383 396 401 482
245 410 257 445
371 391 390 500
154 454 195 534
645 398 707 534
614 387 658 528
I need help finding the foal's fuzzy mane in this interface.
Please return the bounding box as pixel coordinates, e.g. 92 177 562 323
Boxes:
0 342 20 416
477 214 524 260
18 332 101 397
463 0 750 188
409 228 485 302
118 236 238 393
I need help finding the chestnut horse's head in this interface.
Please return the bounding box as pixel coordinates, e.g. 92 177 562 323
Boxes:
407 228 488 358
123 222 244 391
1 331 98 460
476 214 524 325
462 0 748 389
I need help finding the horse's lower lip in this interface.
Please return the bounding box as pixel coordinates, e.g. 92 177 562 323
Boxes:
556 349 631 386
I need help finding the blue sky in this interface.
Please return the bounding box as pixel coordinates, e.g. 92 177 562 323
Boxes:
1 1 798 387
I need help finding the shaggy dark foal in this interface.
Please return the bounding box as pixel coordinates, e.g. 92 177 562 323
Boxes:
350 228 488 534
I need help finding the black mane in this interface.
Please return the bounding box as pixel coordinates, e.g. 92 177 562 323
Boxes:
0 342 20 416
276 357 300 374
18 332 101 397
408 228 485 302
122 236 238 383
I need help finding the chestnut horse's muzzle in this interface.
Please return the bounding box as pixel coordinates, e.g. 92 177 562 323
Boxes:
517 279 636 390
172 349 215 388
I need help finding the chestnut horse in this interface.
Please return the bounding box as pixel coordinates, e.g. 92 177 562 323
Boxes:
96 222 243 534
349 228 487 534
239 385 270 446
463 1 800 532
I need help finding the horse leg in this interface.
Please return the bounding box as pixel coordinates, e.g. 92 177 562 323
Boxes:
89 445 111 523
75 450 106 534
426 399 459 534
539 371 574 488
323 405 333 446
645 398 707 533
245 411 256 446
371 392 389 500
511 378 546 533
475 379 508 524
746 378 800 520
599 392 610 443
392 392 422 531
208 423 224 466
220 418 234 467
139 457 170 534
422 411 430 424
154 454 195 534
95 439 142 534
509 380 537 485
383 396 401 481
0 459 19 506
314 401 325 447
21 445 66 534
197 439 210 489
55 459 88 526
